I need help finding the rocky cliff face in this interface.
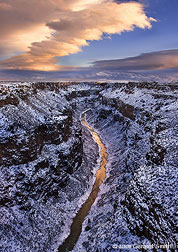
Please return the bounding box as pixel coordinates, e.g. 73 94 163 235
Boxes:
0 81 177 252
69 82 178 252
0 83 98 251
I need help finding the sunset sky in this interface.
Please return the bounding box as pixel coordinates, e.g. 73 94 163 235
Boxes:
0 0 178 81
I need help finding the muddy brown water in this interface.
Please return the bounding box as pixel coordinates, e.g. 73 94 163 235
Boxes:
58 112 108 252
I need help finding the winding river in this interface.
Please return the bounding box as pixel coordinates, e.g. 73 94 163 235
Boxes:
58 112 108 252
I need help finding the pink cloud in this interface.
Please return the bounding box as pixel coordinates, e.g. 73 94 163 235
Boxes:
0 0 155 71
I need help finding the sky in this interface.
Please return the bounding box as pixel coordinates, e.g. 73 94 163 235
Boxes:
0 0 178 82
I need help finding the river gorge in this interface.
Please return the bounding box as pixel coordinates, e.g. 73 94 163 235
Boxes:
0 81 177 251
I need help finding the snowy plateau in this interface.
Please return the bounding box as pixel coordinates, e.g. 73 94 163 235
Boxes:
0 81 177 252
